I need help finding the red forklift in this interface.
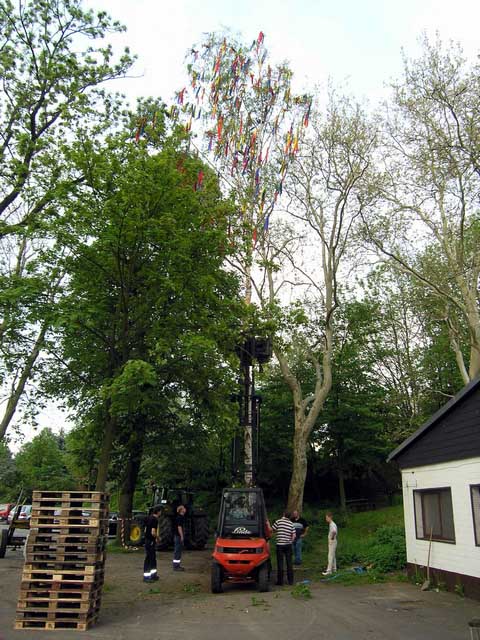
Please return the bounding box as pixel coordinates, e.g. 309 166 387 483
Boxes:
211 337 273 593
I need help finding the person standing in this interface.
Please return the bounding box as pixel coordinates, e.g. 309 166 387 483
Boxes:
322 511 338 575
173 504 186 571
272 511 295 586
143 506 161 582
291 510 309 565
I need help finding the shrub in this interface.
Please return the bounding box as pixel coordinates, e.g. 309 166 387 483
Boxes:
366 525 406 572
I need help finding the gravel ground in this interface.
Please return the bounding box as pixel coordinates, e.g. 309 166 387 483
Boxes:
0 544 478 640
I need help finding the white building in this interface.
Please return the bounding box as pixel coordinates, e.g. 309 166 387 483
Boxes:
388 377 480 599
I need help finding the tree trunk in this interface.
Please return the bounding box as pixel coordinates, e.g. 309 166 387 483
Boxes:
0 322 47 441
116 431 145 545
95 407 117 491
287 424 308 513
468 333 480 380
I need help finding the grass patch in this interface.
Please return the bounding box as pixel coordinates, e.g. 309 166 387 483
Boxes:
251 596 269 607
301 505 406 582
291 583 312 599
182 582 201 594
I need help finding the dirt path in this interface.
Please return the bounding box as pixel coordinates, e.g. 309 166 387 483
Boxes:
1 546 478 640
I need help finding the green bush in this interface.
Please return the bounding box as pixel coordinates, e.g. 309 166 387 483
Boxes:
365 525 406 572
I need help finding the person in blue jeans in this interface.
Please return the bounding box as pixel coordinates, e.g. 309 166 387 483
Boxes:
291 510 309 565
173 504 186 571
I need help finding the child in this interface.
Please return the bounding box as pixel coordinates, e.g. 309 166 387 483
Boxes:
322 511 337 575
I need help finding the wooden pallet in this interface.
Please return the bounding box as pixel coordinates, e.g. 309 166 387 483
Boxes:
21 577 104 592
22 568 103 583
30 518 108 530
19 586 102 603
23 558 105 572
17 597 101 612
15 607 99 624
17 491 108 633
32 490 108 502
27 540 106 552
28 532 108 545
14 616 98 631
31 502 109 519
25 552 106 566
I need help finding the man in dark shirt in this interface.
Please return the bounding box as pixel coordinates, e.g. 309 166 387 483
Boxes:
173 504 186 571
143 506 161 582
291 510 309 565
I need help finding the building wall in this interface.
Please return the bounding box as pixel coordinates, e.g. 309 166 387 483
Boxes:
401 457 480 579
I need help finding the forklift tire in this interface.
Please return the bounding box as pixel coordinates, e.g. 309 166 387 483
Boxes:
257 563 269 592
156 512 173 550
188 514 209 550
211 562 223 593
0 528 8 559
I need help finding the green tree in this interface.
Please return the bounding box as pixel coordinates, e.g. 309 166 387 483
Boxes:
0 440 19 499
318 300 391 511
15 427 75 491
256 90 378 511
0 0 134 440
364 36 480 380
44 110 241 528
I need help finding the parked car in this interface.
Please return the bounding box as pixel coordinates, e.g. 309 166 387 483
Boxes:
0 503 15 521
7 505 32 524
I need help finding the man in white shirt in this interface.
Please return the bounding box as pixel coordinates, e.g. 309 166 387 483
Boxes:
322 511 338 575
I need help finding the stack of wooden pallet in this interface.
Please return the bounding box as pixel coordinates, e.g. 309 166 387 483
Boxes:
15 490 109 632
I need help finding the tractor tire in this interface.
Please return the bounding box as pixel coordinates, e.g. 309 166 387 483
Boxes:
188 514 209 550
0 528 8 559
155 511 173 550
257 562 270 592
211 562 223 593
128 516 146 547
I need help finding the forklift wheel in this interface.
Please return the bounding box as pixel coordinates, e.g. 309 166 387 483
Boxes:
0 528 8 559
257 563 269 592
211 562 223 593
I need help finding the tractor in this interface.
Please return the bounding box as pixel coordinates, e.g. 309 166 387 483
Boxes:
127 487 209 550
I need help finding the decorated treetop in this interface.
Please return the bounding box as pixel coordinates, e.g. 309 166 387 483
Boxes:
175 31 312 243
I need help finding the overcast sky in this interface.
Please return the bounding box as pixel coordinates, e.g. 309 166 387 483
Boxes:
87 0 480 106
10 0 480 450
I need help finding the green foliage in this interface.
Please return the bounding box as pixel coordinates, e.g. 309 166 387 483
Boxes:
0 440 19 499
301 505 406 579
14 428 75 492
43 117 242 493
103 360 157 418
0 0 135 441
291 583 312 599
365 526 407 573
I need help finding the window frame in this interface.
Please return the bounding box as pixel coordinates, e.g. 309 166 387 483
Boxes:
413 487 456 544
470 484 480 547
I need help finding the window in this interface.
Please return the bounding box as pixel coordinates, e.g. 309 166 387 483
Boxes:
223 491 257 522
471 485 480 547
413 488 455 543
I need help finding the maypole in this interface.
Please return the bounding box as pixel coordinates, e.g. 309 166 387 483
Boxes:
177 31 312 485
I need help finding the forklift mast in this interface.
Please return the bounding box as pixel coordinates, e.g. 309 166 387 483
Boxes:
233 336 272 486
